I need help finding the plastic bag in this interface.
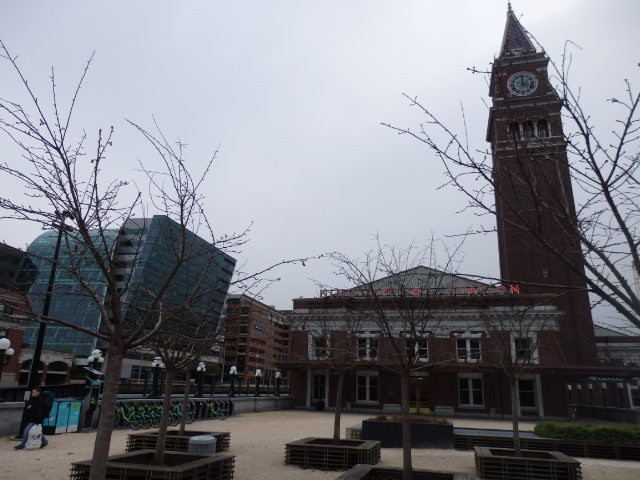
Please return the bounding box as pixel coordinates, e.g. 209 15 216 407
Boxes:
25 424 43 449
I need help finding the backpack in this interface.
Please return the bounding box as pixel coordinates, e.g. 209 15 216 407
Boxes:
41 390 54 416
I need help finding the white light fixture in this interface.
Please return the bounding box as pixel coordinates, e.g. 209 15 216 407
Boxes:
88 348 104 365
229 365 237 375
196 361 206 373
0 337 10 350
275 371 281 379
152 356 164 368
255 368 262 377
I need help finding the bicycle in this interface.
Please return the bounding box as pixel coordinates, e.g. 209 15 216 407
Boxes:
113 403 143 429
136 402 162 428
168 403 195 426
204 400 228 419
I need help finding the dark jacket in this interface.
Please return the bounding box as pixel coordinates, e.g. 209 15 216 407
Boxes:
24 396 48 424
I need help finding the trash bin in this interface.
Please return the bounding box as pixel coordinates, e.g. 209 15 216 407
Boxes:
188 435 217 454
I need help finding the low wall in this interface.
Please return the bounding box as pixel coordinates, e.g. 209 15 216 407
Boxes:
0 402 23 436
227 395 294 414
0 395 295 436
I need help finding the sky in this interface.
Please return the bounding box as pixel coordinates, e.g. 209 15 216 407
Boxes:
1 1 638 326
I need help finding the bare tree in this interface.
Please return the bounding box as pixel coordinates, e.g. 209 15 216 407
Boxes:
327 237 465 480
288 298 364 444
0 42 309 479
476 302 560 455
383 43 640 330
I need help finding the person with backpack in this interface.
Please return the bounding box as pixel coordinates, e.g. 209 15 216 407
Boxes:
14 387 51 449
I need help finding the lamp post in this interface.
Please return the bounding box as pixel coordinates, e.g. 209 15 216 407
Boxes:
151 356 164 397
0 337 15 383
275 370 281 397
26 211 74 393
255 368 262 397
19 211 73 435
196 361 206 397
87 349 104 371
229 365 237 397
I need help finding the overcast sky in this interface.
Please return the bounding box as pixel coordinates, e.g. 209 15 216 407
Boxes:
1 1 638 325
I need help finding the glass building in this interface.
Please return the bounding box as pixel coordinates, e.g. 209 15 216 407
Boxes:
23 215 235 358
23 229 117 356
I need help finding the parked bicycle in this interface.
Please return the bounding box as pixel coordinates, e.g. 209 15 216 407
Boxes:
204 400 228 419
113 403 144 429
168 403 195 426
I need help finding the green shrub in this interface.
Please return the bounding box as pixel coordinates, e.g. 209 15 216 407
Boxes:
534 420 640 444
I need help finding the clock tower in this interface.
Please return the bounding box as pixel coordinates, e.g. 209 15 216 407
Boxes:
487 6 596 364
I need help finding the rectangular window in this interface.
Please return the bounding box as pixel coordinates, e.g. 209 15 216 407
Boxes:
518 378 537 409
458 375 484 407
456 338 481 362
312 374 326 401
313 335 329 359
405 338 428 362
357 372 379 403
514 337 533 362
630 385 640 409
357 337 378 360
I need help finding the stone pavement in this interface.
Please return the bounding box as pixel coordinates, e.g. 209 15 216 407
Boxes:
1 411 639 480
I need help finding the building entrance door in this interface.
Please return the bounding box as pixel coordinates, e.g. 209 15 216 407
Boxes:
409 376 429 414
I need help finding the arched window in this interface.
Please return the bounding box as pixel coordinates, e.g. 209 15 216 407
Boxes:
522 121 534 139
537 119 549 138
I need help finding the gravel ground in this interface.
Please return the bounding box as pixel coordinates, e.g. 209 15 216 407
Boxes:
1 410 639 479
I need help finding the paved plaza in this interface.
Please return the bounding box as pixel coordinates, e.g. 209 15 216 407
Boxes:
1 410 639 479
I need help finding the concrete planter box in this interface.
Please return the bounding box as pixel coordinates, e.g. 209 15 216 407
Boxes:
474 446 582 480
454 430 640 461
361 419 454 448
335 465 471 480
285 437 381 470
70 450 235 480
127 430 231 452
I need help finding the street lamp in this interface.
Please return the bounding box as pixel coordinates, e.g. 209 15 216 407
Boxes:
87 349 104 371
255 368 262 397
26 211 74 392
0 337 15 383
20 211 74 435
151 356 164 397
229 365 237 397
275 370 281 397
196 361 206 397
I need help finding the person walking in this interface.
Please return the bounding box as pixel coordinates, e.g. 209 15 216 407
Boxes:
15 387 49 449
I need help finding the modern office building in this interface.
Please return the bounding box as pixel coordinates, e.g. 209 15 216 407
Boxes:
19 215 235 384
22 230 117 357
222 294 289 390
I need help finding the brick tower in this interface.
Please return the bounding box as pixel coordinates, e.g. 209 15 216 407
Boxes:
486 6 596 364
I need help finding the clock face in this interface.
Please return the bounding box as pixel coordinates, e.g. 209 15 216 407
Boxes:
507 72 538 96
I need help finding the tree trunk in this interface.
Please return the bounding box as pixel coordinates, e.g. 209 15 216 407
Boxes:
333 371 344 444
179 368 192 435
400 372 413 480
88 345 124 480
154 368 176 466
510 374 521 456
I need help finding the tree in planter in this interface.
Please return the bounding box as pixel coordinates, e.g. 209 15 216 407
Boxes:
328 238 465 480
288 298 365 444
477 301 560 456
0 42 310 480
142 302 227 464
